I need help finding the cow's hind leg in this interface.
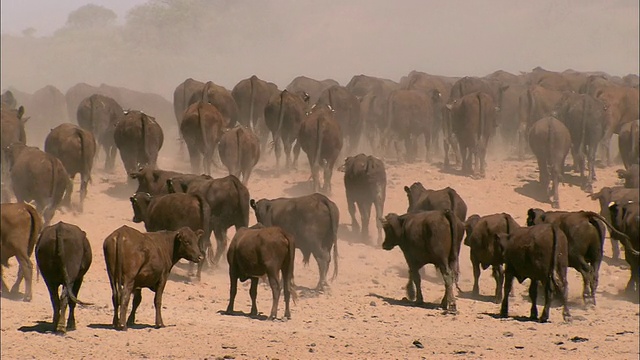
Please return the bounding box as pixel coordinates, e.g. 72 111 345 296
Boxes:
267 270 282 320
492 265 504 304
67 277 83 331
79 172 89 212
57 284 70 333
409 267 424 305
576 258 593 305
45 281 61 332
118 283 133 331
282 268 292 319
225 271 239 315
529 279 539 320
249 277 259 316
500 271 514 318
359 201 372 243
313 250 330 291
153 279 167 328
471 258 481 296
12 253 33 301
127 288 142 326
347 198 360 236
439 265 457 313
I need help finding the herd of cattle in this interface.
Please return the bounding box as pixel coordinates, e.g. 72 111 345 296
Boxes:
0 66 638 334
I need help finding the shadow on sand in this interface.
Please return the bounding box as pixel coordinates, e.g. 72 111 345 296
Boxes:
104 180 137 200
367 293 443 310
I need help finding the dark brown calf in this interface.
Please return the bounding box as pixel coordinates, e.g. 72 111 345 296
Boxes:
36 222 92 333
0 202 42 301
463 213 520 302
381 209 462 312
103 226 204 330
527 208 637 305
225 224 296 319
218 126 260 185
496 224 571 322
608 201 640 295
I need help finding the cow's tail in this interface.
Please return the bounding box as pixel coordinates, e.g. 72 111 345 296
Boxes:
548 225 563 294
326 199 339 281
140 113 150 165
585 211 639 256
249 76 257 131
504 213 512 234
56 224 92 305
197 103 210 159
578 96 588 164
114 232 124 308
313 117 325 172
76 127 92 184
384 94 395 149
195 193 212 262
477 93 485 144
283 229 298 304
231 175 250 227
235 127 242 178
25 205 41 281
88 95 95 133
274 90 286 149
527 86 535 127
546 118 555 182
443 209 460 288
446 187 458 220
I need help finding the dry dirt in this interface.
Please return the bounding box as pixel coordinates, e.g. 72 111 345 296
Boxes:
1 140 639 360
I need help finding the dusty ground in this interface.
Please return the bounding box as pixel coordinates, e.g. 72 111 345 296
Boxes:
1 138 638 360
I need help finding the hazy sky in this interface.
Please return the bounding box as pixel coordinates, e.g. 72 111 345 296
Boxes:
1 0 638 96
0 0 146 35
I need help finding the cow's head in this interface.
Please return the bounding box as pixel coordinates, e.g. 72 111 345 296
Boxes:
250 198 272 226
463 214 481 246
404 182 426 212
175 227 205 263
493 233 510 262
526 208 545 226
129 192 152 223
380 213 403 250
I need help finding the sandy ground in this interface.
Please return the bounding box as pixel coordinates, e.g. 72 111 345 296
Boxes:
1 137 638 360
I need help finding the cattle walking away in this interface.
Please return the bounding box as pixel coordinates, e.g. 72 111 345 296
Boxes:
103 226 204 330
225 224 296 319
36 222 92 333
1 202 43 301
381 209 462 312
251 193 339 291
496 223 571 323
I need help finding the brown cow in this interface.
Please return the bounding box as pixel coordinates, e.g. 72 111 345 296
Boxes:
517 85 566 159
188 81 238 128
297 104 343 194
232 75 280 150
1 105 27 200
6 143 71 225
404 182 467 222
264 90 306 171
103 225 204 330
445 91 497 177
381 210 462 312
285 76 339 110
44 123 97 212
596 86 639 165
315 85 363 154
76 94 123 172
225 224 296 320
463 213 520 302
384 90 434 163
36 221 92 333
618 119 639 170
528 116 572 209
527 208 637 305
113 110 164 176
168 175 250 266
608 201 639 295
339 154 387 244
0 202 42 301
217 126 260 185
130 191 212 279
173 78 206 130
251 193 339 291
590 186 639 259
129 165 213 196
180 101 226 175
496 223 571 323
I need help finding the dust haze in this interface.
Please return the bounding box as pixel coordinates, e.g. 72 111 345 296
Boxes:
1 0 638 99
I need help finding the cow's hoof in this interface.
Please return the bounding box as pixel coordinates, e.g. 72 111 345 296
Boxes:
154 324 165 329
499 312 508 319
23 296 32 302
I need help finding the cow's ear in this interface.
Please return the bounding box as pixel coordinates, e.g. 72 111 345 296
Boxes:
386 214 402 238
249 199 257 210
130 195 136 203
130 171 140 179
17 106 24 119
195 229 205 238
404 186 410 194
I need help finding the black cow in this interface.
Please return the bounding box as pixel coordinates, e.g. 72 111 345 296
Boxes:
381 210 462 312
339 154 387 244
36 222 92 333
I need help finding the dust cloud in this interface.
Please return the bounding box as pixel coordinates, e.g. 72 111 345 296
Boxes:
1 0 638 98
